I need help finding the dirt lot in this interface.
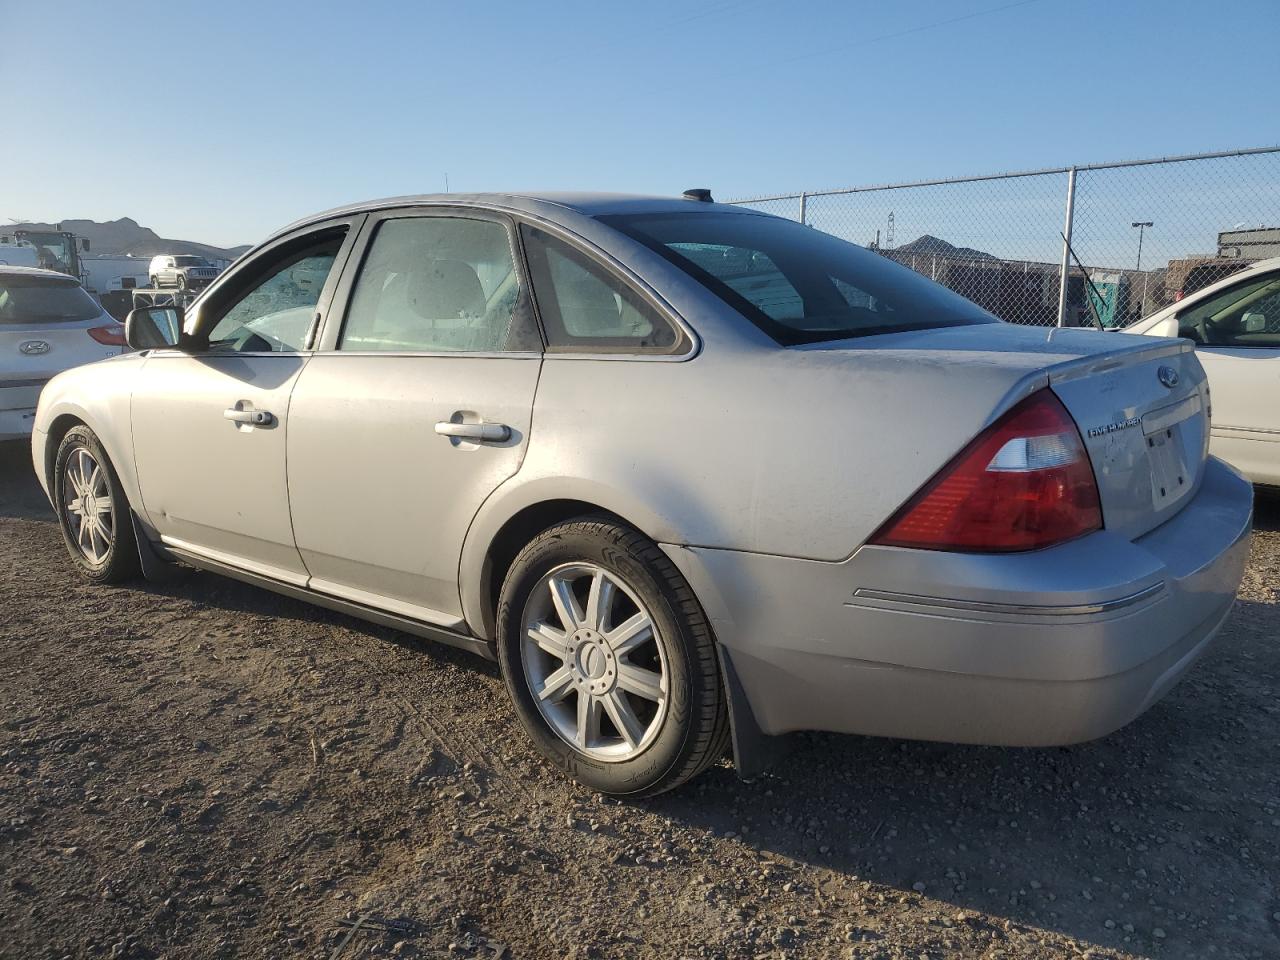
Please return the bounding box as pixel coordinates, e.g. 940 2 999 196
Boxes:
1 439 1277 960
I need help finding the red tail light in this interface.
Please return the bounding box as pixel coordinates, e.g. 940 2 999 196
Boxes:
87 323 127 346
871 389 1102 552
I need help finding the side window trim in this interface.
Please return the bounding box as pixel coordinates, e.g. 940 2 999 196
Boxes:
184 214 367 355
516 218 697 360
313 207 540 356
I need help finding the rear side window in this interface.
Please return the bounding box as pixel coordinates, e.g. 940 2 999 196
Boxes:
0 276 100 323
601 211 997 346
341 217 523 353
521 226 684 354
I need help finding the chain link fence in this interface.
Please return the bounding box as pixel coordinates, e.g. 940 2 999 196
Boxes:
730 146 1280 328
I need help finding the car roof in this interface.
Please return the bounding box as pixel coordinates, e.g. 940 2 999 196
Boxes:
266 191 761 245
1174 256 1280 303
0 264 79 281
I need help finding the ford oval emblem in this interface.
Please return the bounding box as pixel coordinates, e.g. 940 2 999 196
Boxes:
19 340 50 355
1157 365 1179 388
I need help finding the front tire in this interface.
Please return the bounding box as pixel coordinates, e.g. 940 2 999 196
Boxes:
53 425 140 584
496 517 729 797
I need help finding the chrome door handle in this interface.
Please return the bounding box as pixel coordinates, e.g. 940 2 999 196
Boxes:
223 407 274 426
434 421 510 442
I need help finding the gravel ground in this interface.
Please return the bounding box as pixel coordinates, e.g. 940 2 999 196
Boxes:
1 438 1277 960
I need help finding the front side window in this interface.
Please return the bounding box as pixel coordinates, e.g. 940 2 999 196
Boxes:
0 276 100 323
601 211 997 346
521 226 683 353
340 217 521 353
1178 273 1280 347
202 232 344 352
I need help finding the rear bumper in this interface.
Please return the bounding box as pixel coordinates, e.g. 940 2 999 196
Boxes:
0 405 37 442
663 456 1253 746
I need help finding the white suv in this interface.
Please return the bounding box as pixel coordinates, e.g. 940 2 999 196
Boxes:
148 255 220 291
1 266 124 440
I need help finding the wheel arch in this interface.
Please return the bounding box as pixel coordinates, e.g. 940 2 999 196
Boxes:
37 388 144 527
462 480 775 782
459 476 684 644
43 412 87 493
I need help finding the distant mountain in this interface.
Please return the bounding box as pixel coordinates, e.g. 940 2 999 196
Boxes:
4 218 251 262
892 234 996 261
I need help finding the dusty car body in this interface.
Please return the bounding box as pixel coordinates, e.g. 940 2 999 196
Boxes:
32 193 1253 795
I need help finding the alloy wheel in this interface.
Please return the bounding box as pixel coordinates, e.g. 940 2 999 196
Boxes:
62 446 115 565
520 562 669 761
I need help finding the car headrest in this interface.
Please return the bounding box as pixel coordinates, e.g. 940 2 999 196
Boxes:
557 271 622 335
407 259 485 320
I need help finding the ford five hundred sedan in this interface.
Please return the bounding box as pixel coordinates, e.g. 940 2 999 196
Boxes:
32 192 1253 796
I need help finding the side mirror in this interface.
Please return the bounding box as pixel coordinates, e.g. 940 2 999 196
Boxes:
125 305 184 350
80 238 91 251
1242 311 1266 333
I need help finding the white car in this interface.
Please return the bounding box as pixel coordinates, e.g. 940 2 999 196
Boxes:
1 266 126 441
1126 257 1280 488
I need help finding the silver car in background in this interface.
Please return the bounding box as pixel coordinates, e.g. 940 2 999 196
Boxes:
148 254 220 290
1 266 125 441
31 193 1252 796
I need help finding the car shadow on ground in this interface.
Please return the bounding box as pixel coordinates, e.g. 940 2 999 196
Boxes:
1254 489 1280 530
0 440 56 520
645 595 1280 953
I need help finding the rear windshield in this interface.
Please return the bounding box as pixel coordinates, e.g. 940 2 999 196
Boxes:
600 211 997 345
0 276 100 323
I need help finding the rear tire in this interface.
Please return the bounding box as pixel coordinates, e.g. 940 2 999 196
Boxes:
53 425 140 584
496 517 729 797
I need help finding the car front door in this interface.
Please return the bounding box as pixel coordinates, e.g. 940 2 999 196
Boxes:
1177 270 1280 484
131 218 364 583
286 209 542 626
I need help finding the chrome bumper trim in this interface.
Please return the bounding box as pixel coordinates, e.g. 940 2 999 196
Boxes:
848 582 1166 618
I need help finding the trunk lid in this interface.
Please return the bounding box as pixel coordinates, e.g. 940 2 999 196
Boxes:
1048 338 1208 541
798 323 1210 543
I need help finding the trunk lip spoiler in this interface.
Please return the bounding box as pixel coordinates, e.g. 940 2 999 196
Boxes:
1045 337 1193 386
978 337 1201 436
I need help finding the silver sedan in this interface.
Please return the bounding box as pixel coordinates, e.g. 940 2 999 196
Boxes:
31 192 1253 796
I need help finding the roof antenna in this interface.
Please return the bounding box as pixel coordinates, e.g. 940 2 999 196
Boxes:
682 188 714 203
444 173 450 193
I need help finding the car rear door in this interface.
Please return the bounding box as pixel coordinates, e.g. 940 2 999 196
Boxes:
130 217 364 583
1174 269 1280 484
286 208 542 626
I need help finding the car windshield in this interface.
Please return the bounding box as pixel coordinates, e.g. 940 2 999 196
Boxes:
600 211 998 345
173 256 209 267
0 276 100 323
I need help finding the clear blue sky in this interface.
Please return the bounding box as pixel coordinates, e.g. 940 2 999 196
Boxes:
4 0 1277 249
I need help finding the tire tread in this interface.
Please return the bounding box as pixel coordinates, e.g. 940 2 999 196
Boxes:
498 516 731 797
